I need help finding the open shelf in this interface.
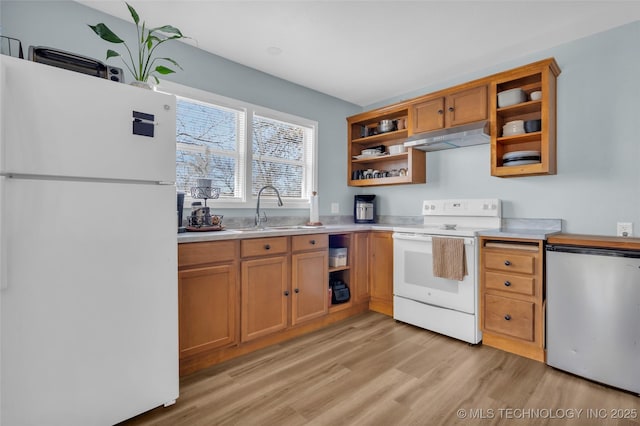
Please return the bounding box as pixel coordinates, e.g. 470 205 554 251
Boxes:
491 58 560 177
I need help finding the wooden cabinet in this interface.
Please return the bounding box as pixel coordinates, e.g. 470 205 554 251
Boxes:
351 232 370 304
291 234 329 325
490 58 561 177
240 237 289 342
368 231 394 316
347 105 426 187
410 85 488 134
178 240 239 360
479 237 545 362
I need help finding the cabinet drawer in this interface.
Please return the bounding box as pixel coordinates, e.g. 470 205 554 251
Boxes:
241 237 288 257
484 251 535 274
484 294 534 341
291 234 328 252
485 271 535 296
179 240 238 267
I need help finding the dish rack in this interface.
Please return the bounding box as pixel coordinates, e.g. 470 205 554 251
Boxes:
187 185 224 231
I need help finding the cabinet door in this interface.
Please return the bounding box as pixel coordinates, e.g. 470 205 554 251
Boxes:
241 256 289 342
445 85 487 127
369 232 394 316
411 97 445 134
178 263 238 359
292 251 329 326
352 232 370 303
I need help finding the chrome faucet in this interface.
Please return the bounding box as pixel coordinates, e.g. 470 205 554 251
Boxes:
255 185 284 228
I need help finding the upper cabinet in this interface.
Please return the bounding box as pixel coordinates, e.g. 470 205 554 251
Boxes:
347 58 560 186
490 59 561 177
410 85 488 135
347 105 426 187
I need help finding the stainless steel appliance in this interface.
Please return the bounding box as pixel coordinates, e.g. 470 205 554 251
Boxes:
546 243 640 394
393 199 501 343
354 194 375 223
29 45 124 82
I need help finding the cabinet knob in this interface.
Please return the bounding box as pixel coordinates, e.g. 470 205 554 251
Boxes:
504 281 511 287
294 288 300 293
504 260 511 266
310 239 316 245
448 107 454 112
264 244 271 250
504 314 511 321
284 290 289 296
437 109 444 115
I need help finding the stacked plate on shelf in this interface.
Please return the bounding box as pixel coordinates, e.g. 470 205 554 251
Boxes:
353 146 386 160
502 150 541 166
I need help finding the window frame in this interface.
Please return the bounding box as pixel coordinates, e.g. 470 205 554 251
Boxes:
158 80 318 210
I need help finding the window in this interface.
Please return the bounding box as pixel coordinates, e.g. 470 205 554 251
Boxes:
160 81 317 208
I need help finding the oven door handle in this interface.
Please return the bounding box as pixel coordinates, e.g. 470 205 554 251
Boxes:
393 233 475 245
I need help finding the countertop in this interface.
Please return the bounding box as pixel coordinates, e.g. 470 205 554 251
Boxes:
177 223 396 243
477 218 563 240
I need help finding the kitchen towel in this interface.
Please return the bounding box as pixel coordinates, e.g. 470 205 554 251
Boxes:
432 237 467 281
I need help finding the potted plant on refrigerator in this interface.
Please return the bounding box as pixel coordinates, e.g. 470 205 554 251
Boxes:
88 2 187 87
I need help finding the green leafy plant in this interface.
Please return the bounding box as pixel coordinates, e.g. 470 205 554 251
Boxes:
89 2 186 84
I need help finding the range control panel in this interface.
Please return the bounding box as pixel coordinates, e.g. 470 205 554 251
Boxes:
422 199 501 217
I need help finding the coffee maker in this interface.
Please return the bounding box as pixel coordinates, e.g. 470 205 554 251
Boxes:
354 195 376 223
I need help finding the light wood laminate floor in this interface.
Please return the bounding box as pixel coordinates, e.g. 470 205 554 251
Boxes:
122 312 639 426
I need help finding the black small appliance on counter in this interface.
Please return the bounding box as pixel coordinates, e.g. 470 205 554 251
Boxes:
354 194 376 223
177 191 186 233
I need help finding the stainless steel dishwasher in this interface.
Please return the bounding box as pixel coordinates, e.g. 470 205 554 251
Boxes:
546 242 640 394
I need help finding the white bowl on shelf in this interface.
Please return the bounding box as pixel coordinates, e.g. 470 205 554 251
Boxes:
502 120 525 137
388 144 407 155
497 88 527 108
530 90 542 101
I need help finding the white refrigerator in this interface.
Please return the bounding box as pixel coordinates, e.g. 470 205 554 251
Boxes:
0 56 178 425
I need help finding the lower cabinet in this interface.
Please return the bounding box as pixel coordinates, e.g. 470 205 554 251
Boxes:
368 231 394 316
178 241 239 360
352 232 370 304
178 231 376 376
479 237 545 362
291 235 329 325
240 237 290 342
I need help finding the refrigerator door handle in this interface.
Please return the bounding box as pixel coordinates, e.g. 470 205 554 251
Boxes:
0 176 7 290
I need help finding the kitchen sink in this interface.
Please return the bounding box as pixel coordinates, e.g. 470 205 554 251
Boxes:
266 225 325 230
230 225 324 233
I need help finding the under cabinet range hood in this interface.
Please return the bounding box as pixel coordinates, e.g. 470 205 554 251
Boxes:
404 120 490 152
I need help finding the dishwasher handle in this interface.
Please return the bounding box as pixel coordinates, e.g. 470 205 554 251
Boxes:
547 244 640 258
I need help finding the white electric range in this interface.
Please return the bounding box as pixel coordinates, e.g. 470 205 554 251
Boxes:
392 199 501 343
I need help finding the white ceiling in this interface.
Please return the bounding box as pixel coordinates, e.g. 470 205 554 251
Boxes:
77 1 640 106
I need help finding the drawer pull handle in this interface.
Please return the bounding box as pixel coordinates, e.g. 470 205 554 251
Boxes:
294 288 300 293
448 106 454 112
504 281 511 287
284 290 289 296
504 314 511 321
437 109 444 115
504 260 511 266
264 244 271 250
310 240 316 245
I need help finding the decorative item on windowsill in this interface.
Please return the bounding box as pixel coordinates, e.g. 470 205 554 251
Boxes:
88 2 188 88
307 191 323 226
186 178 224 232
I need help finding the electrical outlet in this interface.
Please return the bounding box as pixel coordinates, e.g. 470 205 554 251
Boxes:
331 202 339 214
617 222 633 237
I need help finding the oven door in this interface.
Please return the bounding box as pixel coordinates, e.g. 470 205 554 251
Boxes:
393 232 477 314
